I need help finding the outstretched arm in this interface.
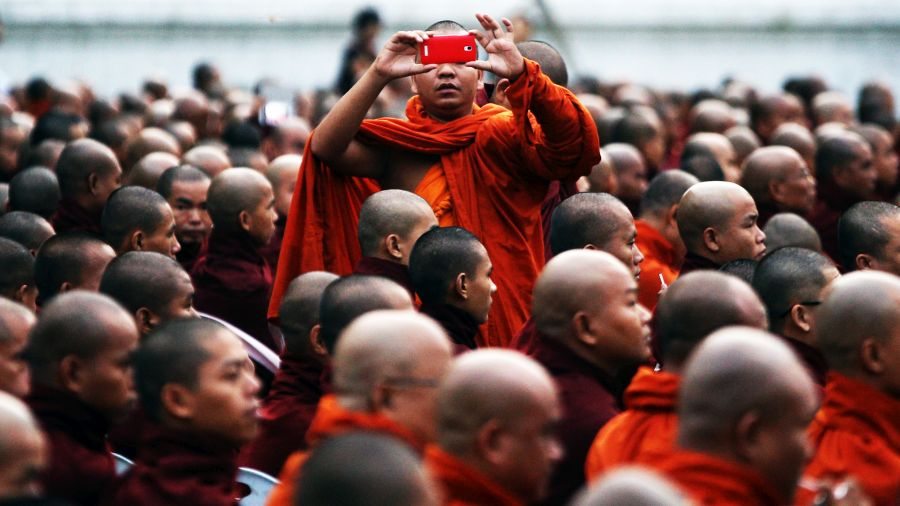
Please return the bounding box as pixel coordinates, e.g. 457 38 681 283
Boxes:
311 31 437 177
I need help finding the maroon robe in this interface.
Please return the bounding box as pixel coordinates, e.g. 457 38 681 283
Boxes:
352 256 415 299
419 303 479 355
533 336 622 506
259 215 286 278
108 407 148 459
27 384 115 506
237 353 323 476
192 230 275 350
107 423 239 506
51 198 102 235
781 335 828 388
509 316 539 357
176 240 205 275
677 251 721 277
807 180 859 267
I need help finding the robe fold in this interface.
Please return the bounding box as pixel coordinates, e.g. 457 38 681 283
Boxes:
238 353 324 476
265 394 424 506
268 58 600 346
353 256 416 299
192 229 276 351
654 450 786 506
51 198 102 235
635 220 680 310
797 373 900 506
419 303 480 354
106 423 239 506
806 180 859 267
27 384 115 506
584 367 680 481
677 251 721 277
425 445 524 506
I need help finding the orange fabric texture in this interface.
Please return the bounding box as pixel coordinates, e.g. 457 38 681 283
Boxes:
268 59 600 346
265 394 424 506
796 373 900 506
584 367 680 481
653 450 785 506
635 220 681 310
425 445 524 506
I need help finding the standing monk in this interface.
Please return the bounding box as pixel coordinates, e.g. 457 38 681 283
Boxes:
270 14 600 347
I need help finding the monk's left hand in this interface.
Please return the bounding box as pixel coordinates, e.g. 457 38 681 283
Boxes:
466 13 525 81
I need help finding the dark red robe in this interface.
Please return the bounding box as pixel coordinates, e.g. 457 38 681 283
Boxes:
51 198 102 236
176 240 205 275
419 303 479 355
806 180 860 267
237 353 324 476
533 336 622 506
107 407 148 459
107 423 239 506
192 229 275 351
781 335 828 388
677 251 721 277
27 384 115 506
353 256 415 300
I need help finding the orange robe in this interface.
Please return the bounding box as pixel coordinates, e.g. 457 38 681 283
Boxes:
796 373 900 506
268 59 600 347
425 445 524 506
584 367 679 481
653 450 785 506
635 220 680 310
264 394 424 506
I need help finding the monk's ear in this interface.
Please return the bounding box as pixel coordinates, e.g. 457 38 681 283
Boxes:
161 383 197 421
135 307 158 336
582 244 597 251
476 419 508 465
87 172 100 195
702 227 720 252
666 204 679 228
409 75 419 95
308 324 328 357
572 311 599 347
59 355 86 393
733 410 765 462
238 210 253 234
14 284 36 310
384 234 403 261
454 272 468 300
492 78 510 104
768 180 784 202
855 253 874 271
860 337 886 375
789 303 812 333
131 230 144 251
59 281 73 294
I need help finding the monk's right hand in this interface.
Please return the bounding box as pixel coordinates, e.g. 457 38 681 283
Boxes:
372 31 438 82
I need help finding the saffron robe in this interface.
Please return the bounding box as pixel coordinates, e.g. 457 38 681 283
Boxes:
635 220 681 310
425 445 524 506
268 59 600 347
653 450 786 506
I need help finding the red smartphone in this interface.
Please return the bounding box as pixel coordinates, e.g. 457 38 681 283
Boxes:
419 35 478 65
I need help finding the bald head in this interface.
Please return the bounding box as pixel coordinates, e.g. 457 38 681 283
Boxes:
206 167 272 235
572 468 686 506
516 40 568 87
838 201 900 273
266 154 301 217
0 238 35 310
101 186 175 256
0 391 46 499
676 181 766 262
816 132 873 199
55 138 122 203
656 271 766 369
0 299 36 398
319 275 414 354
8 167 60 220
725 126 761 167
436 349 560 503
639 170 699 219
689 99 736 134
125 127 180 172
605 143 647 208
265 119 310 160
583 150 618 194
681 132 738 182
812 91 854 126
740 145 815 215
550 192 634 255
0 211 54 253
34 233 116 306
358 190 437 263
770 123 816 167
125 151 180 190
751 93 805 142
763 213 822 253
182 145 231 178
279 271 339 355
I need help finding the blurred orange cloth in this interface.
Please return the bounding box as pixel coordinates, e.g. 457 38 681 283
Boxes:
654 450 785 505
635 220 680 310
425 445 523 506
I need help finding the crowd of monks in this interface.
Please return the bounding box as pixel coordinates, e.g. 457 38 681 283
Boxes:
0 10 897 506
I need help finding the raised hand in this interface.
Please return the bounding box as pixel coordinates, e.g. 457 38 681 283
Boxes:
372 31 438 82
465 13 525 81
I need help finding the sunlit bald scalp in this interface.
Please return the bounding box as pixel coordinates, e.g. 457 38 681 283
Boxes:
55 138 120 198
605 143 643 176
358 190 435 257
409 227 484 305
770 123 815 158
206 168 270 233
0 299 34 345
752 247 834 333
0 238 33 302
126 152 180 190
319 275 413 354
156 164 210 199
99 251 189 316
8 167 60 220
101 186 170 252
764 213 822 253
639 170 699 218
676 181 752 252
838 201 900 270
550 193 632 255
279 271 339 354
265 154 301 189
571 467 686 506
124 127 180 171
739 146 804 208
656 271 766 367
516 40 568 87
34 233 114 306
182 145 231 178
0 391 41 463
0 211 54 252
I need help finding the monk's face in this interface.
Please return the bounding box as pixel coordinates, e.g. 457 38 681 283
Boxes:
598 214 644 280
0 423 46 499
0 314 34 398
243 183 278 247
273 168 298 217
871 130 899 188
183 331 261 444
614 159 648 206
411 32 483 123
168 179 212 247
459 246 496 324
771 155 816 215
0 125 24 179
868 215 900 277
75 315 139 422
713 193 767 262
154 270 198 324
382 340 451 444
140 204 181 259
833 142 876 200
584 268 652 367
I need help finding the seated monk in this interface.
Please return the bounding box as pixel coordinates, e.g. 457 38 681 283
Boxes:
752 247 840 387
0 210 56 255
0 391 49 503
8 166 61 221
680 132 740 183
25 292 139 505
192 168 278 350
156 165 213 273
750 92 806 144
409 226 495 353
512 192 644 355
354 189 437 298
269 14 600 348
0 238 37 311
530 250 651 505
0 299 36 398
651 327 818 506
101 186 181 258
605 143 648 217
797 271 900 506
585 271 767 481
266 310 453 506
108 319 260 506
676 181 767 276
52 138 122 235
260 155 301 273
573 467 687 506
838 201 900 276
854 123 898 202
295 433 439 506
426 349 562 506
634 170 699 310
34 233 116 307
238 271 338 476
763 212 822 252
739 146 817 227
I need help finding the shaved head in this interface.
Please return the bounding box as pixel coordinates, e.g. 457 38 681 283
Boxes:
689 99 736 134
8 167 60 220
206 167 271 235
156 164 210 199
0 391 46 499
409 226 488 309
125 151 180 189
101 186 174 255
764 213 822 253
676 181 766 262
681 132 738 182
770 122 816 168
0 300 36 398
319 275 414 354
266 154 301 217
639 170 699 218
0 238 34 310
279 271 339 355
424 20 467 32
656 271 767 369
725 126 761 166
550 192 633 255
572 468 686 506
55 138 121 201
816 132 874 200
124 127 180 172
838 201 900 273
182 145 231 178
436 349 560 503
516 40 568 87
358 190 437 262
0 211 54 253
740 146 815 215
34 233 116 306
